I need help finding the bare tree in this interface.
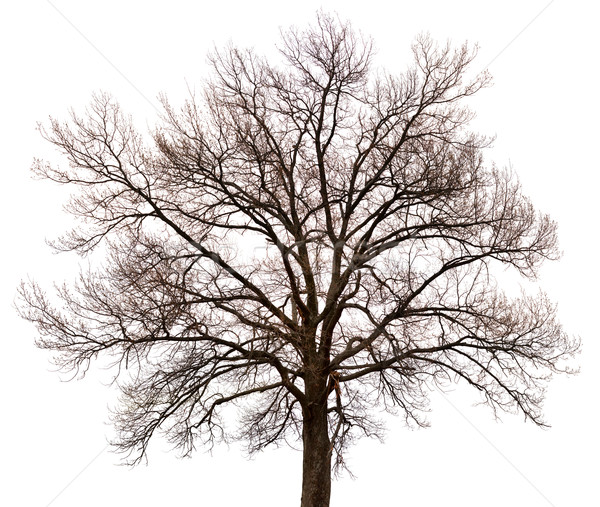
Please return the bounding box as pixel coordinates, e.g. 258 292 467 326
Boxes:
19 14 578 507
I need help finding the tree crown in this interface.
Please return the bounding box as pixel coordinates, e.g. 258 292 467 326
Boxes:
19 14 578 473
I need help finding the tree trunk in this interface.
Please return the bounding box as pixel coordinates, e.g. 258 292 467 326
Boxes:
300 401 331 507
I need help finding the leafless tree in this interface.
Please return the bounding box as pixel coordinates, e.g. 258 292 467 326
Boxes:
18 13 579 507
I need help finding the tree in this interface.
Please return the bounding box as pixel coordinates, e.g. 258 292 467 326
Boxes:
18 13 578 507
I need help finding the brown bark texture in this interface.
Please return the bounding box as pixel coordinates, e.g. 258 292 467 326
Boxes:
301 400 332 507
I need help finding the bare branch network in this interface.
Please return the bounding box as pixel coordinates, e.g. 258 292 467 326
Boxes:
18 13 578 507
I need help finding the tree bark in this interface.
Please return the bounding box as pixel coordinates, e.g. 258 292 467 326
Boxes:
300 400 332 507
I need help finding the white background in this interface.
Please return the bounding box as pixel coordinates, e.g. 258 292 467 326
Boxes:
1 1 598 505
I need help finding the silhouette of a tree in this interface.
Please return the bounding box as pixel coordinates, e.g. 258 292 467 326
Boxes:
19 14 578 507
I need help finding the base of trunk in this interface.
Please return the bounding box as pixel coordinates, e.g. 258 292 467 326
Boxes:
300 404 332 507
